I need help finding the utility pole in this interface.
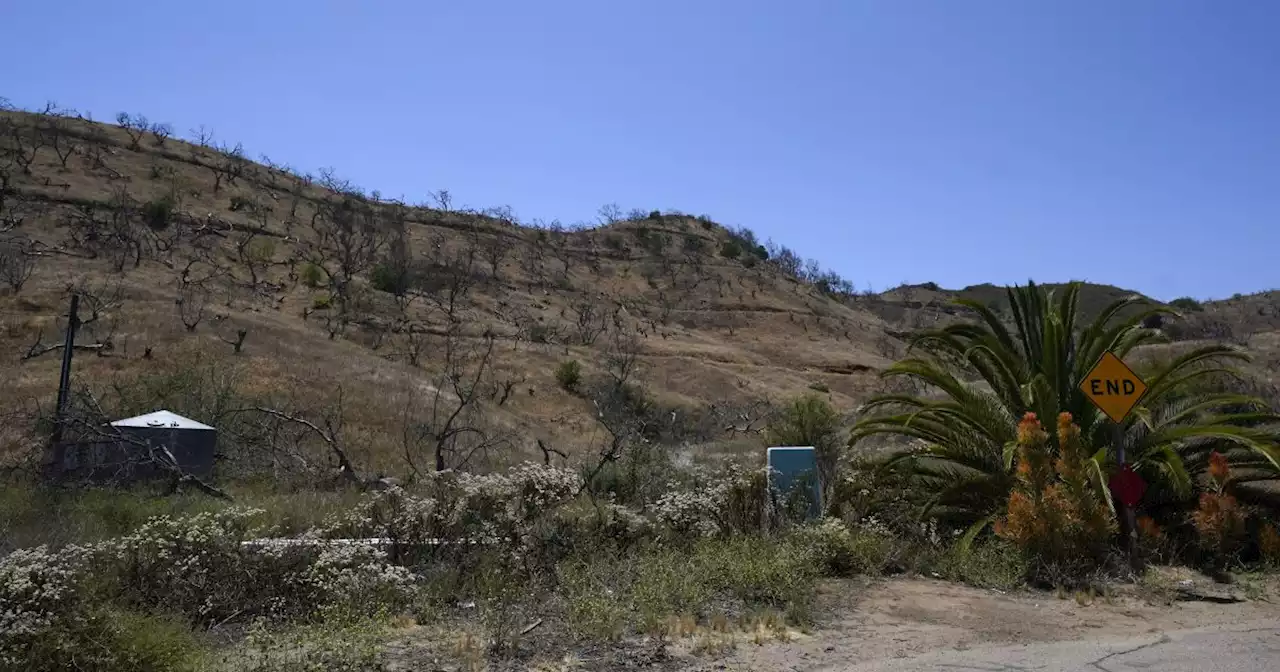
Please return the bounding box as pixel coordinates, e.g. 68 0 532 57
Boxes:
51 293 80 446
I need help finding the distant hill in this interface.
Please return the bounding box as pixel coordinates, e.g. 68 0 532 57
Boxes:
1 106 1276 478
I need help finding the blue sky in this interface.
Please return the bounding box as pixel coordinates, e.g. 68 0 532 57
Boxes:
4 1 1278 301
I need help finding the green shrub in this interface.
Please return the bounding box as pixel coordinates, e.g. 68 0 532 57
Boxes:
807 381 829 393
930 540 1028 590
793 519 896 576
141 195 175 231
558 557 630 641
228 195 256 212
683 235 705 254
369 262 411 296
768 394 843 505
89 609 206 672
300 263 325 288
561 534 820 638
556 360 582 392
312 295 332 310
228 619 386 672
1169 296 1203 312
719 240 742 259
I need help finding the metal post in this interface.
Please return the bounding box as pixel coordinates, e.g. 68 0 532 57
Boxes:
51 293 81 446
1112 420 1137 562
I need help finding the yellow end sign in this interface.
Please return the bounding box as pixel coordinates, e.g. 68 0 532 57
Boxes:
1080 351 1148 423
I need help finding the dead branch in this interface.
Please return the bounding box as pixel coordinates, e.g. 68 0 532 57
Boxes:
537 438 567 465
249 397 362 486
22 335 111 360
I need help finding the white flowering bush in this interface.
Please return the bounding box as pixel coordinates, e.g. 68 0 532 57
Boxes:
313 463 583 564
289 544 416 621
652 463 775 538
0 544 99 668
105 507 317 625
652 487 722 538
0 543 207 671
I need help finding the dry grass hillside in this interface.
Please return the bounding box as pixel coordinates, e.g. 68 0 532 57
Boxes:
1 105 1277 482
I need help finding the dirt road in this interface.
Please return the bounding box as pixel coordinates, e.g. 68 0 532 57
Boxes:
680 576 1280 672
833 621 1280 671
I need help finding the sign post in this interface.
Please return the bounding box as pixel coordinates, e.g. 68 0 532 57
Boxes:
1080 351 1148 564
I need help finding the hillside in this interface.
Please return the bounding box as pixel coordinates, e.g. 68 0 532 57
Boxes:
1 106 1277 481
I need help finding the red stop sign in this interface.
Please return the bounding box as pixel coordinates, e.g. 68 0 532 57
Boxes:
1109 464 1147 507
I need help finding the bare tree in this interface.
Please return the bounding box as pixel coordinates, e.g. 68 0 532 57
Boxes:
102 188 147 272
4 115 46 174
209 142 248 194
597 203 623 225
115 112 150 150
233 227 276 294
23 282 121 360
420 231 480 320
578 323 653 493
189 124 215 148
430 189 453 212
569 295 610 345
36 107 82 170
400 328 508 474
176 284 209 332
302 196 389 329
711 398 773 438
149 122 173 147
479 232 514 282
520 233 549 290
0 235 35 292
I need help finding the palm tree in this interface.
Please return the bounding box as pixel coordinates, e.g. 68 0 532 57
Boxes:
849 281 1280 533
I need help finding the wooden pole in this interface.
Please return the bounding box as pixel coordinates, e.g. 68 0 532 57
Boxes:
51 293 81 446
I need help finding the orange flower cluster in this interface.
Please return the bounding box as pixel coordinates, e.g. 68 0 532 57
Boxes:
1192 491 1246 550
1136 515 1162 540
1017 412 1047 445
998 412 1115 571
1208 451 1230 488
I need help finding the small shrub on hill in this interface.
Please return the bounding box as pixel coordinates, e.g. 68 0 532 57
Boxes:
683 234 705 254
1169 296 1203 312
556 359 582 392
300 262 325 288
141 195 176 231
369 262 412 296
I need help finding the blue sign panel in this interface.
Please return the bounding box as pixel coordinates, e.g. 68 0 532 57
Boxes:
766 446 823 520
